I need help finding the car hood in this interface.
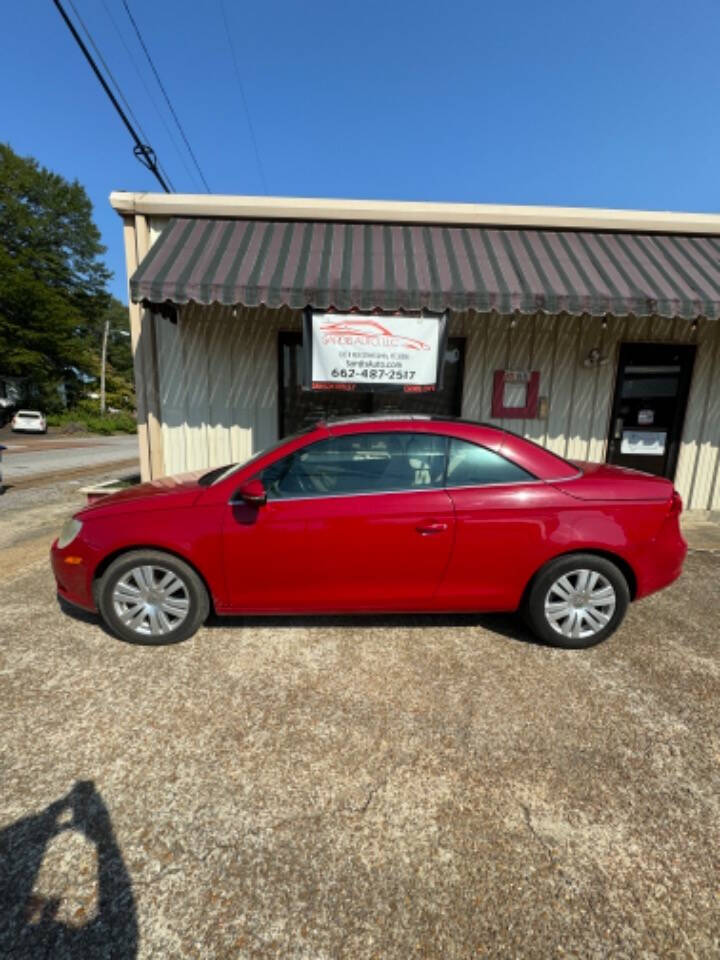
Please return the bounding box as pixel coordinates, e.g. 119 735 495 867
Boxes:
77 471 206 517
556 461 674 501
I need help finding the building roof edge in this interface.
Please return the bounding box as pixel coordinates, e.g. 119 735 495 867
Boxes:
109 191 720 235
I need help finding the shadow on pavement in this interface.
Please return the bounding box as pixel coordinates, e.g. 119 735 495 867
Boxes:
0 781 138 959
57 591 543 647
207 609 544 645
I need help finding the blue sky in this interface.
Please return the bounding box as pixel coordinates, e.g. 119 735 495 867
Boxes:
4 0 720 302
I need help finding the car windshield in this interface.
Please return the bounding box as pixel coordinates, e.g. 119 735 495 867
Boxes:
197 428 316 486
18 411 41 418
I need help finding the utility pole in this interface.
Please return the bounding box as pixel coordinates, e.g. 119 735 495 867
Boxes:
100 317 109 415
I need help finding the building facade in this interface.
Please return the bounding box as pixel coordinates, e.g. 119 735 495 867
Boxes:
112 193 720 513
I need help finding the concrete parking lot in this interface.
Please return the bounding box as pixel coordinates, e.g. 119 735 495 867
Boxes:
0 484 718 958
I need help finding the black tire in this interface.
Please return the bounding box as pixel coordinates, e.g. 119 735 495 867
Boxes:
97 549 209 645
522 553 630 649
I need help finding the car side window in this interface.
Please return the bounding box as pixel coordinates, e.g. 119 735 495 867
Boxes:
446 438 535 487
261 432 447 499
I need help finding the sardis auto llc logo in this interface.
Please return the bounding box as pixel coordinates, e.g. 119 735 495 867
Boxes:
319 318 430 351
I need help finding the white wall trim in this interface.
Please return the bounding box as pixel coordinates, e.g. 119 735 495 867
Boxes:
109 191 720 235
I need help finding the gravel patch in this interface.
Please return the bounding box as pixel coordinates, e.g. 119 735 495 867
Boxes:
0 515 718 957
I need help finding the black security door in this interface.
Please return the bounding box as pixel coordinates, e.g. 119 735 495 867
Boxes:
278 333 465 436
606 342 696 479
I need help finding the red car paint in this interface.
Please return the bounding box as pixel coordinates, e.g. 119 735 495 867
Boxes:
51 419 686 617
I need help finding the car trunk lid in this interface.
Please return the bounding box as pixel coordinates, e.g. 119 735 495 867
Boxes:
556 461 674 501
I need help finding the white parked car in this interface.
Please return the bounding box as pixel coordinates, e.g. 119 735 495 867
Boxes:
11 410 47 433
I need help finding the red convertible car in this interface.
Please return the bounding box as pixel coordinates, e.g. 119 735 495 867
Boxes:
51 417 686 649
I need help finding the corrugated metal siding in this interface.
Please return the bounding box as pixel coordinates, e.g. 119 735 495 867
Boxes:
453 311 720 510
151 305 720 510
154 303 298 475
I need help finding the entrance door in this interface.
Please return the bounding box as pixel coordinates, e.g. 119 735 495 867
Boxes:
606 343 696 479
278 333 465 436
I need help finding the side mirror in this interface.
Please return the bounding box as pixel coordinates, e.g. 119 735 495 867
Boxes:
237 478 267 507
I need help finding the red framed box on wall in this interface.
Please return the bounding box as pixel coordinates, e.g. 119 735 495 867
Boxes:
492 370 540 419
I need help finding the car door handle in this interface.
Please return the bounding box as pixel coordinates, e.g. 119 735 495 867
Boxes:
416 522 448 535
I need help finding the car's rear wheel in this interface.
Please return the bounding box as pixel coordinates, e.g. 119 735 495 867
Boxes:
97 550 209 645
523 554 630 648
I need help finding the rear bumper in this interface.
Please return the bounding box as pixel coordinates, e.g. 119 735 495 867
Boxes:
50 539 98 612
634 520 688 600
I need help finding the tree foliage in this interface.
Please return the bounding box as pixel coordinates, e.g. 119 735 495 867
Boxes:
0 143 133 411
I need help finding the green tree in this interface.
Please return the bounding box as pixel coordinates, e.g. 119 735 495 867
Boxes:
0 143 113 410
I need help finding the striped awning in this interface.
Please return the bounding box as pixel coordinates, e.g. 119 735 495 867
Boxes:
130 216 720 319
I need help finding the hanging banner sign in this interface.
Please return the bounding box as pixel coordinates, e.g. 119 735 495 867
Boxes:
303 310 447 392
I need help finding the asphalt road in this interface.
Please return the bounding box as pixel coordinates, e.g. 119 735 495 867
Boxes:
0 479 718 958
0 429 139 484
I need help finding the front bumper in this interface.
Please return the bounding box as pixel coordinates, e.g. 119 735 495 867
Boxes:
50 538 98 612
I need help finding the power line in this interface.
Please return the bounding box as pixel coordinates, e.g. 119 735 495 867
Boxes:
51 0 170 192
120 0 211 192
100 0 200 191
66 0 175 191
219 0 269 194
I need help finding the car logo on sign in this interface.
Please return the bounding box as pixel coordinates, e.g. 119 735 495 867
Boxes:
319 318 430 351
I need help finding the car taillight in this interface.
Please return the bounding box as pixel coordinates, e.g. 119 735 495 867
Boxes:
669 491 683 516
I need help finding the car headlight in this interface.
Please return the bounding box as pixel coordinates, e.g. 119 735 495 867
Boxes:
57 517 83 549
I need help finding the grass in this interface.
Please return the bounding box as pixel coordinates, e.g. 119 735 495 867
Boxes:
47 408 137 435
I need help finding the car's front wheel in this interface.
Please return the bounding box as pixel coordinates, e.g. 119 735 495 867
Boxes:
97 550 209 645
523 553 630 648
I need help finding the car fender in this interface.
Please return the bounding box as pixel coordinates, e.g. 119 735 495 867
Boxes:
85 505 227 609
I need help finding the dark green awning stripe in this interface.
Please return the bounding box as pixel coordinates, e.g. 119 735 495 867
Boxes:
459 228 490 311
477 230 510 313
441 228 465 309
641 235 715 314
497 231 533 308
383 225 397 310
339 223 354 306
666 236 720 298
573 233 624 311
132 219 173 283
590 232 644 311
145 219 197 302
612 234 676 317
361 225 373 312
554 232 605 315
267 222 295 305
517 231 560 314
220 220 256 302
197 219 236 302
534 231 582 314
684 236 720 278
171 220 216 302
402 228 419 302
129 216 720 319
315 222 333 302
243 222 275 304
633 235 701 308
422 226 443 313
